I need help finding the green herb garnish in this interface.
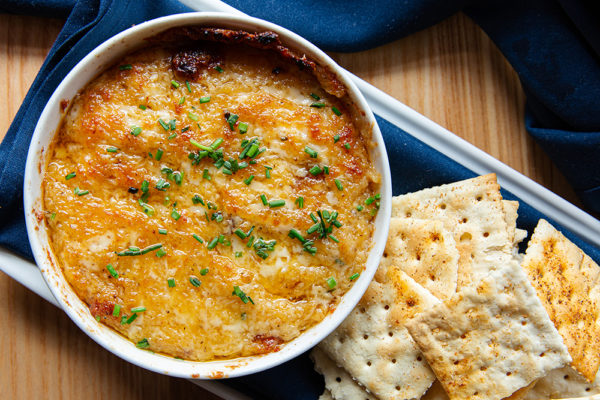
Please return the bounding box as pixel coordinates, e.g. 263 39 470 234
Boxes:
106 264 118 278
232 286 254 304
189 276 201 287
304 146 318 158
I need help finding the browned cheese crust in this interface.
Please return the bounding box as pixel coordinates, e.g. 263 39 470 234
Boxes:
42 29 380 361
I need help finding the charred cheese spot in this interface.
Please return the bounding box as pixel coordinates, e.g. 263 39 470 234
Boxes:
42 36 379 361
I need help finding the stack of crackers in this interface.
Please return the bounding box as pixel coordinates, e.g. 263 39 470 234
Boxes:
312 174 600 400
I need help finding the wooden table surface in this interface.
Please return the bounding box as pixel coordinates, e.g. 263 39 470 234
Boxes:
0 11 581 400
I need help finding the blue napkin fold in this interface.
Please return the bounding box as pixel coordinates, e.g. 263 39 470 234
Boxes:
1 1 599 398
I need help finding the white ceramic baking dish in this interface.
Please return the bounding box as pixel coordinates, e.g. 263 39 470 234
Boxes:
21 12 392 379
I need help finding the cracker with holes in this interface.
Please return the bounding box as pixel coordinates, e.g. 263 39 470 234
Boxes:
391 174 513 289
381 217 459 300
319 268 439 400
523 367 600 399
311 347 377 400
521 219 600 382
406 259 571 400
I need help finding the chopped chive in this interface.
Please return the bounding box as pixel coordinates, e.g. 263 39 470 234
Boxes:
269 199 285 208
112 304 121 317
171 80 180 88
189 276 201 287
200 268 209 276
307 223 321 235
365 196 375 205
106 264 118 278
244 175 254 185
182 126 190 133
155 178 170 191
232 286 254 304
192 233 203 243
119 64 132 71
332 106 342 116
235 251 243 258
169 119 177 130
265 166 272 179
309 165 322 175
222 168 232 175
349 273 360 281
207 236 219 250
234 229 247 239
65 172 76 180
326 277 337 290
192 195 203 205
125 313 138 324
333 134 340 143
167 133 177 140
334 179 343 191
375 193 381 200
227 114 239 130
310 213 318 223
214 65 224 73
178 96 185 105
158 228 167 235
155 248 167 257
199 96 211 103
323 166 330 175
140 243 162 255
238 122 248 134
328 234 340 243
310 93 320 100
155 148 164 161
131 306 146 313
185 80 192 93
304 146 318 158
158 119 169 131
356 205 364 211
141 180 149 193
50 212 56 220
138 104 147 110
167 277 176 287
188 112 199 121
107 146 118 153
210 138 224 150
171 208 181 221
95 316 101 322
311 102 326 108
130 126 142 136
246 144 260 158
344 143 351 149
288 229 305 242
74 187 89 196
260 194 268 205
136 338 150 349
295 196 304 209
189 139 210 150
246 235 255 248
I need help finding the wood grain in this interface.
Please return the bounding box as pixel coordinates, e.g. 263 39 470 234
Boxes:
0 11 579 400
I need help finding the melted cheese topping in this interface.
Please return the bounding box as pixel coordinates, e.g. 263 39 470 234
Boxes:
43 44 380 361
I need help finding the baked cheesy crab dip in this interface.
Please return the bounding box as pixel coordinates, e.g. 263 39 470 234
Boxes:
42 27 381 361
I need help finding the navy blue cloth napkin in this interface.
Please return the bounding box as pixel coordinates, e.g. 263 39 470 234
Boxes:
1 1 599 398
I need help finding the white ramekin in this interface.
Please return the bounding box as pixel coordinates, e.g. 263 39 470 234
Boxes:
23 12 391 379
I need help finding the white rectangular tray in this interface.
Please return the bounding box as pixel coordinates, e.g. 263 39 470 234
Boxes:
1 1 599 398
